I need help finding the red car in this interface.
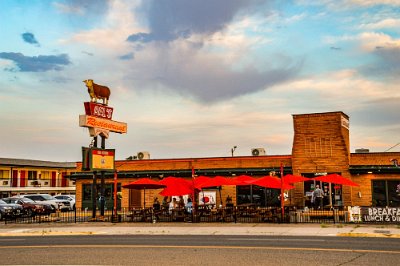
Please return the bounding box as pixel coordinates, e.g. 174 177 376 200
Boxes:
2 197 54 216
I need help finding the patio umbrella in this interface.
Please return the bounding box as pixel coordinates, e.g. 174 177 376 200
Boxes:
231 175 256 185
282 174 309 184
313 174 359 207
247 176 294 190
313 173 359 187
195 176 234 189
159 177 196 196
192 175 212 187
196 176 234 206
282 174 309 206
122 178 166 208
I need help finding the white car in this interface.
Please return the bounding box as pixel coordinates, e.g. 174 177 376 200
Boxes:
22 194 71 212
54 195 75 210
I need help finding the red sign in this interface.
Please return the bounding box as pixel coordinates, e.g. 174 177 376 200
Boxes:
84 102 113 120
79 115 127 134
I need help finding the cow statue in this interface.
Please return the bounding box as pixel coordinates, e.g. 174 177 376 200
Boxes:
83 79 111 105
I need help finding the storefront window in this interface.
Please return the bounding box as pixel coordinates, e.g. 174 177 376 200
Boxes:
373 180 400 207
82 183 121 210
236 185 279 207
303 174 342 208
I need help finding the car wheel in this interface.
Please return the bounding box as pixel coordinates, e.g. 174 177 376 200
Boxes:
26 209 33 217
0 212 3 221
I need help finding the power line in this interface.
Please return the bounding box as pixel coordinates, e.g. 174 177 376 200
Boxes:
384 142 400 152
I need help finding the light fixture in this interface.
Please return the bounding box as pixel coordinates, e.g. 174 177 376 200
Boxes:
231 146 237 157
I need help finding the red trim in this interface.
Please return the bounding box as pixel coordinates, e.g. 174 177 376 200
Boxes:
20 170 26 187
61 172 68 187
51 171 57 187
12 170 18 187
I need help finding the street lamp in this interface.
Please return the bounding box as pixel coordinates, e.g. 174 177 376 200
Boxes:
231 146 237 157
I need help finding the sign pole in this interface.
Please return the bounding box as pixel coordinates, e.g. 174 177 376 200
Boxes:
92 171 97 219
191 165 197 222
80 80 127 222
100 136 106 217
91 136 98 219
113 171 118 219
280 162 285 222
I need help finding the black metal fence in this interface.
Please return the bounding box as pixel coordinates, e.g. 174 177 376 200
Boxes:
3 206 399 225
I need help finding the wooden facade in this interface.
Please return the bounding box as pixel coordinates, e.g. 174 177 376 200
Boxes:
72 111 400 209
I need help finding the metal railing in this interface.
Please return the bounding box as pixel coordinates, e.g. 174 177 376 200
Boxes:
3 206 398 225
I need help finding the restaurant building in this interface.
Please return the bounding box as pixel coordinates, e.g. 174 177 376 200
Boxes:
71 111 400 210
0 158 76 198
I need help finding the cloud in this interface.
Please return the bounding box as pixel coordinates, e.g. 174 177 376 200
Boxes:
53 0 110 15
128 0 267 43
0 52 71 72
298 0 400 9
21 32 40 46
119 52 134 60
347 0 400 7
355 32 400 76
359 18 400 30
130 41 301 102
122 0 302 102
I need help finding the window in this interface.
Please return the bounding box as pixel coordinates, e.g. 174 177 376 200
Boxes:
0 170 10 179
41 171 51 180
28 171 38 180
236 185 279 207
82 183 121 210
372 180 400 207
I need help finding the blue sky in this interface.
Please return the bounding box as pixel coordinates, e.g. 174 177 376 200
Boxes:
1 0 400 161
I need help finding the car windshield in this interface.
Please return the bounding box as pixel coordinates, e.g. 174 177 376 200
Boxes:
21 198 34 203
5 198 17 203
41 194 54 200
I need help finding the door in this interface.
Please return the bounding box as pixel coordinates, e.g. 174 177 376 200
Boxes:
51 171 57 187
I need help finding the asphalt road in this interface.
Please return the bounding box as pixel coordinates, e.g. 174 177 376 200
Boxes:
1 235 400 265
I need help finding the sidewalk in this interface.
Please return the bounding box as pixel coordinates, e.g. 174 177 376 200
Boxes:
1 222 400 237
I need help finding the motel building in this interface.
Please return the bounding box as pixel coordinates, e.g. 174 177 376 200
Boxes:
0 158 76 198
70 111 400 211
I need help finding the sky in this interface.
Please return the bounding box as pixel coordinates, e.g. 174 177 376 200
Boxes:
1 0 400 162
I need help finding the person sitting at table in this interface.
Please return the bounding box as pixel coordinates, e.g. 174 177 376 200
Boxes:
153 197 161 211
169 198 178 214
162 196 169 210
185 197 193 214
178 196 185 209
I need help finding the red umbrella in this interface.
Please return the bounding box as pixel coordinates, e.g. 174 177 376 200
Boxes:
314 173 359 187
282 174 309 184
196 176 234 206
192 176 211 187
159 177 196 196
231 175 256 185
195 176 234 189
247 176 294 190
122 178 166 208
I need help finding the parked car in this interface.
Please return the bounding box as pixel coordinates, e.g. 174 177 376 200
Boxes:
0 199 24 220
2 197 54 216
54 195 75 210
22 194 71 212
